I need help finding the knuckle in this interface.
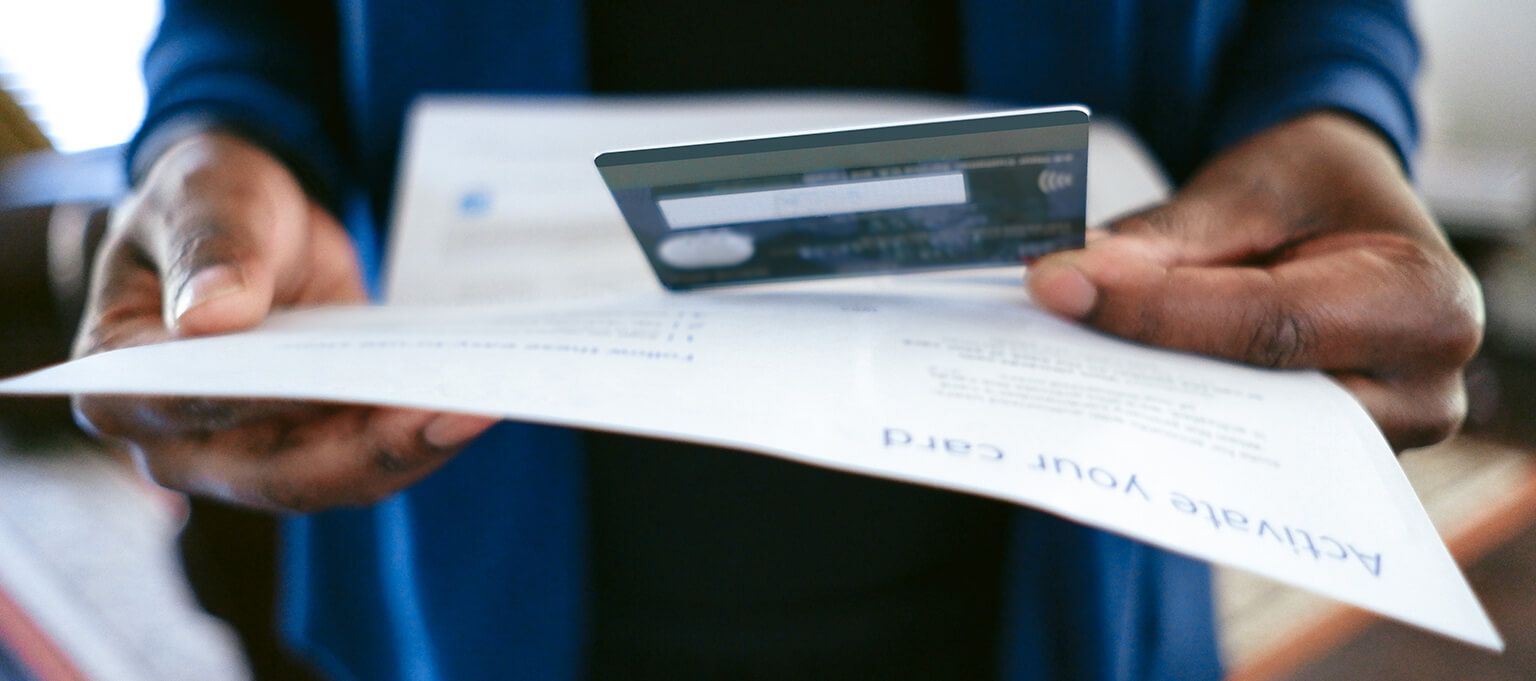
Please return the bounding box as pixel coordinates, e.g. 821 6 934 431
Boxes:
268 419 305 452
1342 236 1483 371
1426 280 1485 367
71 395 225 452
1244 302 1311 369
1385 242 1485 368
372 446 417 474
371 416 458 474
1430 311 1483 368
1394 378 1468 451
160 397 246 432
371 432 454 474
78 396 226 440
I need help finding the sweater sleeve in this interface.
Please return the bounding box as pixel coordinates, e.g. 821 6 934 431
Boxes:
1208 0 1421 170
128 0 346 207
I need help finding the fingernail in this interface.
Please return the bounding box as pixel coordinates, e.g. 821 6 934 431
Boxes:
173 265 244 323
423 414 493 450
1027 260 1098 319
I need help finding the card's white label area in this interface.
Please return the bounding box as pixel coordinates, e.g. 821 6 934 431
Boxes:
656 172 970 229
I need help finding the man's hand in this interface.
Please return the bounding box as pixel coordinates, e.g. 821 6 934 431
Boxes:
73 132 495 512
1027 113 1484 451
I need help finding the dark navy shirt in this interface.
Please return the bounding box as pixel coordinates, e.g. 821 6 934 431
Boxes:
132 1 1420 680
584 3 1010 677
587 0 964 95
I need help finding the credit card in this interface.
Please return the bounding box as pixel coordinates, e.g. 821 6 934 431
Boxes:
595 105 1088 290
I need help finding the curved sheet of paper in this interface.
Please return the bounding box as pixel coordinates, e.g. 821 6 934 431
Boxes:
0 271 1503 651
2 96 1500 651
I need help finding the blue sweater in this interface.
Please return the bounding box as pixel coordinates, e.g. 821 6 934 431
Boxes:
133 2 1419 680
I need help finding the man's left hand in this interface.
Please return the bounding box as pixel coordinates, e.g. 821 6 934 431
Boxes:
1027 112 1484 451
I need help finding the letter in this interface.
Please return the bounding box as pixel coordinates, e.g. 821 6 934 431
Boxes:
883 427 911 448
1285 527 1322 559
1053 456 1083 480
1257 520 1285 544
1027 453 1047 470
944 438 972 456
1088 467 1117 489
1170 492 1197 514
1197 500 1222 530
1350 545 1383 578
977 444 1005 461
1123 474 1151 502
1221 508 1250 533
1317 536 1348 560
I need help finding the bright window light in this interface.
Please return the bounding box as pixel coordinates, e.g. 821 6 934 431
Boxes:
0 0 162 152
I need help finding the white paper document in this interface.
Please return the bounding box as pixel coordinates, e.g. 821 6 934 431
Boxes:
0 274 1501 650
0 96 1501 651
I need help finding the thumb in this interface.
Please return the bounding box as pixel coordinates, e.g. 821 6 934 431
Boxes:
1027 201 1214 320
1025 200 1326 368
149 137 313 337
165 251 266 337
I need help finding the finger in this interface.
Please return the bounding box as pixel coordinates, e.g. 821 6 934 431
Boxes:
1026 200 1260 323
1333 372 1468 451
1097 195 1278 264
72 138 371 445
73 394 330 441
136 134 315 336
1028 226 1472 372
69 227 325 435
290 203 369 306
253 408 497 512
73 226 172 358
181 408 496 512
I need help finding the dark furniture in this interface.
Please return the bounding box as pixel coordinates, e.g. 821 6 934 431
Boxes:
0 147 118 435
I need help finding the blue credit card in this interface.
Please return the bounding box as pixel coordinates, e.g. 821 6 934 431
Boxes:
595 106 1089 290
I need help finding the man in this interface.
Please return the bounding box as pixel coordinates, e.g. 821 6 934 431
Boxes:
74 1 1482 679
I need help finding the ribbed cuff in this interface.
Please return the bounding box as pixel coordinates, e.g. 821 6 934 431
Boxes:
127 79 344 209
1209 60 1419 175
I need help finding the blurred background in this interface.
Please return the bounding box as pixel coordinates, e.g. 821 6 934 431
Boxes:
0 1 1532 680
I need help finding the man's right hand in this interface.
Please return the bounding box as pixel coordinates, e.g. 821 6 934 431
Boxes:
73 132 495 512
